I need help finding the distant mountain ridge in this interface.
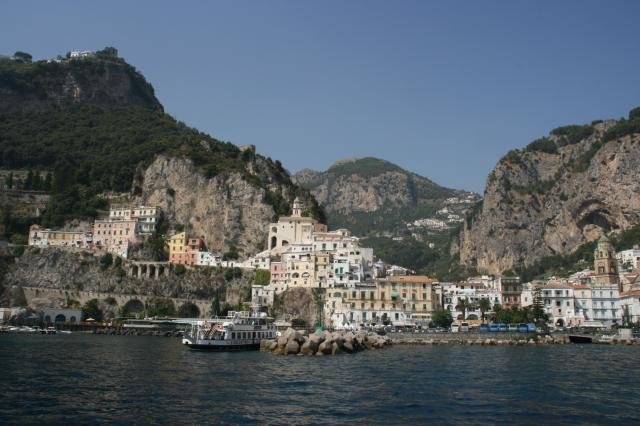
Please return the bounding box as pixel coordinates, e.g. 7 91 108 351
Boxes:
293 157 479 236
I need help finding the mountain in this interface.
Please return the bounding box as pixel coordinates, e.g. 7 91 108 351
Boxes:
460 107 640 275
0 49 324 257
0 49 161 113
293 157 479 237
293 157 479 277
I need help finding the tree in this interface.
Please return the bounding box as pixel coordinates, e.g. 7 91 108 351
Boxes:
24 170 34 190
99 253 113 270
145 297 176 318
478 298 492 323
532 287 546 324
254 269 270 285
97 46 118 57
174 264 186 276
431 309 453 329
223 246 239 261
13 51 32 63
210 297 221 317
455 297 476 320
82 299 103 321
43 172 52 191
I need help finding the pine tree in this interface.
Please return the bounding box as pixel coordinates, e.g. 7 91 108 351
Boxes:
24 170 34 190
211 297 221 317
532 287 546 325
44 172 52 191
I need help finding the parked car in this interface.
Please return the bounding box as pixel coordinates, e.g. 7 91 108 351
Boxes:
508 324 518 332
517 323 529 333
479 324 490 333
489 323 500 332
498 323 508 332
460 322 470 332
451 324 460 333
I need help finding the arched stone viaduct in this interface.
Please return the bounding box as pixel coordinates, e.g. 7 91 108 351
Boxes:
22 287 211 318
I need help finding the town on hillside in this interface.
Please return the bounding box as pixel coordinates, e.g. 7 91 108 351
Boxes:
22 197 640 330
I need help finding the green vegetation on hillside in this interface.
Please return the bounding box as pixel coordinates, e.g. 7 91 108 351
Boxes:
602 110 640 142
0 54 159 110
524 137 557 154
326 157 402 178
550 124 594 146
0 55 324 227
518 223 640 282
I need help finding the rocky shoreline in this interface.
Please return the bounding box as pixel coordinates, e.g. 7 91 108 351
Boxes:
261 328 392 355
392 334 640 346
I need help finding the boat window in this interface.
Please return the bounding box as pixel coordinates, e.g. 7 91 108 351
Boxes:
232 332 236 339
253 332 256 339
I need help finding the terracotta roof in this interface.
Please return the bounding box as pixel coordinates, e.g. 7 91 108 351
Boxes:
572 284 590 289
386 275 437 284
620 290 640 297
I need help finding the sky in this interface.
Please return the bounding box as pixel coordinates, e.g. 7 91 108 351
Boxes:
2 1 640 193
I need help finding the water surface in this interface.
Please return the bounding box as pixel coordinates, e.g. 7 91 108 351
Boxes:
1 334 639 424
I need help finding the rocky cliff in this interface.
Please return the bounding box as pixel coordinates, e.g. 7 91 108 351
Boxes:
294 157 478 236
460 110 640 274
2 247 255 307
138 155 290 255
0 51 161 113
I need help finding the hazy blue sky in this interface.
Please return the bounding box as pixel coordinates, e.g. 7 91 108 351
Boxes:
2 1 639 192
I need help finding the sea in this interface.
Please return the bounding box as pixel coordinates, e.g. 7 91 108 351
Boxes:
1 333 639 425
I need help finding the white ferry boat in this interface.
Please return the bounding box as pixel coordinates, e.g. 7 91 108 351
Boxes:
182 311 276 351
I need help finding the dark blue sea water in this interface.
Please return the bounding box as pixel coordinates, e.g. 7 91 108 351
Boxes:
1 333 640 424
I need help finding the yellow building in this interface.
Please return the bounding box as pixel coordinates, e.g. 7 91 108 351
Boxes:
312 252 331 288
287 258 315 287
325 275 439 328
168 232 188 255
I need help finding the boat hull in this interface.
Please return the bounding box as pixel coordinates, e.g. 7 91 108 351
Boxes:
184 342 261 351
569 335 593 344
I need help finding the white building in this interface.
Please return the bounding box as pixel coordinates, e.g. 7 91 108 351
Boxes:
619 290 640 324
441 281 501 322
617 247 640 270
196 251 223 267
251 284 275 310
540 282 578 327
28 225 92 249
109 206 159 234
267 197 327 252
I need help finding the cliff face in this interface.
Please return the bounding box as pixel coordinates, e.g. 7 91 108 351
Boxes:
3 248 255 306
138 155 289 256
0 55 161 113
294 157 478 236
460 118 640 274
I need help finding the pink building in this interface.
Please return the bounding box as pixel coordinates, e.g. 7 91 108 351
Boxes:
93 219 139 258
270 261 287 292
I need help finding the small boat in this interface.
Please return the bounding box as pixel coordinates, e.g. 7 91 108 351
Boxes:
182 311 276 351
568 334 593 344
57 330 72 335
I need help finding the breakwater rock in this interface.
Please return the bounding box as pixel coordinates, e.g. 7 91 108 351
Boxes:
261 328 391 356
